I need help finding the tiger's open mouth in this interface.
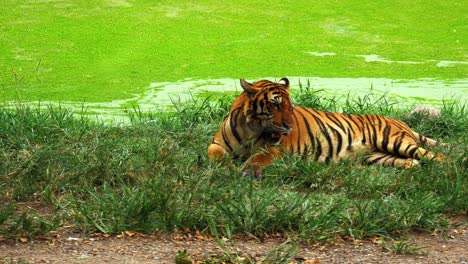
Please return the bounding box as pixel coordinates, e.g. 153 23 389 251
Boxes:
264 125 292 136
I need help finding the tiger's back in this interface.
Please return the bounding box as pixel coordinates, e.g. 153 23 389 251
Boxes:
282 107 442 168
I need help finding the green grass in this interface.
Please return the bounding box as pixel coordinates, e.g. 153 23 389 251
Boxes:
204 221 297 264
0 85 466 243
1 1 467 103
383 239 422 255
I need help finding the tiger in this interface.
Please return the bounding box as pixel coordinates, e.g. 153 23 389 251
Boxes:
207 78 445 177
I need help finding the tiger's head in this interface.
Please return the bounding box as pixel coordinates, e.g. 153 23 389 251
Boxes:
240 78 294 138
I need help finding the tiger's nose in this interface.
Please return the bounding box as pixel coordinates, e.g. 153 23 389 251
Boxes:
283 123 293 135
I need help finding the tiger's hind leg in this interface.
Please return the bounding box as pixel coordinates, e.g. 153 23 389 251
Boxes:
413 131 448 148
365 152 420 169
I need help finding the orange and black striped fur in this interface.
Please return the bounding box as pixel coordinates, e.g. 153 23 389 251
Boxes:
208 78 444 175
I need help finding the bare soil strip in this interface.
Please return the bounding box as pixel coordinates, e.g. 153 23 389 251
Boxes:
1 220 466 264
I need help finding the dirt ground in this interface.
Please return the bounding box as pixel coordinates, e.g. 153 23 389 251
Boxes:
1 219 467 264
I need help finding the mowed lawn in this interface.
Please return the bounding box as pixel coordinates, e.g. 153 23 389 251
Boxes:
0 0 466 102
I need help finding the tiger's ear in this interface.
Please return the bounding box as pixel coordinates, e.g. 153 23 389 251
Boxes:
240 79 258 97
278 77 289 88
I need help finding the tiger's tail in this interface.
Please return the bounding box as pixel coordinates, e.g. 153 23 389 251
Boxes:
413 131 447 148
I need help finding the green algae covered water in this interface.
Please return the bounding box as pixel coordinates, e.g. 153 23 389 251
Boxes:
5 77 466 124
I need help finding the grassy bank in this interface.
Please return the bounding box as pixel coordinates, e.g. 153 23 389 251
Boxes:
0 86 466 243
